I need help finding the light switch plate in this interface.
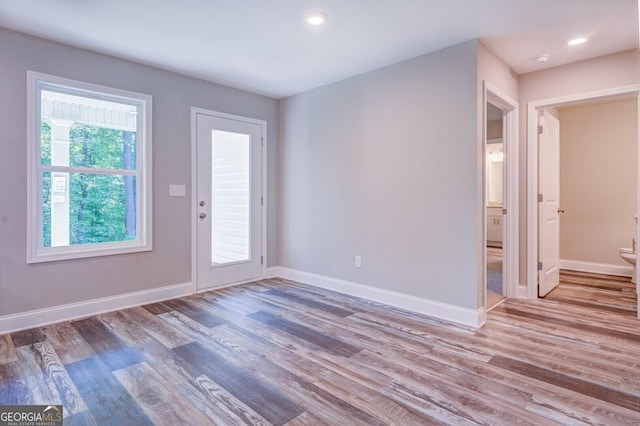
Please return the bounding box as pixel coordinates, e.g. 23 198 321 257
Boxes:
169 185 186 197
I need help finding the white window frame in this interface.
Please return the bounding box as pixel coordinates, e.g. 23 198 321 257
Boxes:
27 71 153 263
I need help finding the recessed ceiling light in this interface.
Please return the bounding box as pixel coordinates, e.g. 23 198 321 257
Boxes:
306 12 328 26
568 37 587 46
535 55 550 62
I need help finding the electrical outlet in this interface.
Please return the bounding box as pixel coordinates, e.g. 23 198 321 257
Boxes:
355 255 362 268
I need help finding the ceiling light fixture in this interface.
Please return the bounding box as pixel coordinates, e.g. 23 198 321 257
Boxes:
306 12 328 26
535 55 550 62
568 37 587 46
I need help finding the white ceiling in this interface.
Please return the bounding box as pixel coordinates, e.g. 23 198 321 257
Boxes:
0 0 637 99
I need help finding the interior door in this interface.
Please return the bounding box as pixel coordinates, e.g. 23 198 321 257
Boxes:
196 112 263 290
538 110 561 296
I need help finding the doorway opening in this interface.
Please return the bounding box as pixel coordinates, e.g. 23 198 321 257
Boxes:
483 82 519 314
527 85 640 318
486 102 506 309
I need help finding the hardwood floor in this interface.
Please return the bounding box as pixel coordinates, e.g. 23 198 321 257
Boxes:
545 269 637 316
1 277 640 425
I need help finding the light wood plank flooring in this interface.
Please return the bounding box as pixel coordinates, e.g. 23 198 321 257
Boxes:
1 277 640 425
545 269 637 316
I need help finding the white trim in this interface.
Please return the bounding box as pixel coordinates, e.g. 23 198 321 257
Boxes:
194 277 262 293
275 267 485 328
191 110 198 294
26 71 153 264
0 282 192 334
518 285 529 298
559 260 633 277
190 107 267 293
527 100 538 300
261 119 268 279
266 266 282 279
487 297 508 312
482 82 520 308
527 84 640 299
637 93 640 319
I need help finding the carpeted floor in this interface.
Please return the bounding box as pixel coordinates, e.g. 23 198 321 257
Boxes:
487 258 503 295
487 246 504 308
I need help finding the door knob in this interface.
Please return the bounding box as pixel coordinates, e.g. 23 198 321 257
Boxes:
558 208 565 214
199 200 205 207
199 212 206 219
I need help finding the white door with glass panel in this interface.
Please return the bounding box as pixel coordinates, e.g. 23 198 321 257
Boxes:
195 112 263 290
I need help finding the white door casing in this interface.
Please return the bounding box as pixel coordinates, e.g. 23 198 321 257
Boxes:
483 81 519 309
538 110 561 297
194 111 264 291
527 85 640 304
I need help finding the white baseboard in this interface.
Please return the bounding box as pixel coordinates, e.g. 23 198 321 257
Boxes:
1 267 487 334
518 285 529 299
0 282 193 334
273 267 485 328
266 266 282 279
559 259 633 277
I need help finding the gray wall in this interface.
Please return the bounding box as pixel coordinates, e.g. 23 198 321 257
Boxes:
0 29 278 316
278 40 482 309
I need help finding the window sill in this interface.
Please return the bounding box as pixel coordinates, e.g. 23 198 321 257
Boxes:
27 241 152 264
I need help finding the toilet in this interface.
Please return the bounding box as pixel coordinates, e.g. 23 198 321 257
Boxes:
619 215 638 286
619 248 637 285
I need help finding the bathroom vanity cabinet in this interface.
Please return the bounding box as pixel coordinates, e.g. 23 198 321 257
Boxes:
487 207 503 247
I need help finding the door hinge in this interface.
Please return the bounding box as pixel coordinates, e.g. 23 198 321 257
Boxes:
537 261 543 271
538 125 544 135
261 256 264 265
502 208 507 215
261 137 264 146
261 196 264 206
537 194 543 202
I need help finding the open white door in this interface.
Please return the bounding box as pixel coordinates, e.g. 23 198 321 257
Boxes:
195 112 263 291
538 110 562 296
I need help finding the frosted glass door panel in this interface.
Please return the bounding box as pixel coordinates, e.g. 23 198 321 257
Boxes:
211 130 250 265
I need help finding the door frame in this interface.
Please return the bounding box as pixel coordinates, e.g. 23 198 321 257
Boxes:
190 107 268 293
483 81 519 309
526 84 640 300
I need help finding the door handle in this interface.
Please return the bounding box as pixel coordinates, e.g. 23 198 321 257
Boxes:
558 208 565 214
199 212 206 219
199 200 206 207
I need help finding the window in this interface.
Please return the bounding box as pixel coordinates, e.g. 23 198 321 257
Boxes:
27 72 152 263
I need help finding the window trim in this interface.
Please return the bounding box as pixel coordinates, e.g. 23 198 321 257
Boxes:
27 71 153 263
